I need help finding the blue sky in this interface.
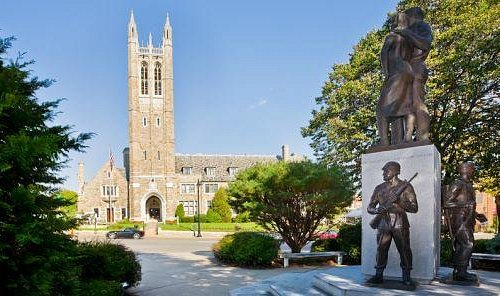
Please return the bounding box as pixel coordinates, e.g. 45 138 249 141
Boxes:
1 0 399 191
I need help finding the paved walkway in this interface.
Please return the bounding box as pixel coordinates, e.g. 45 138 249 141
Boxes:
77 231 318 296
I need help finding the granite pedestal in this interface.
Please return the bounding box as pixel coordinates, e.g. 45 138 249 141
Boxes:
361 144 441 283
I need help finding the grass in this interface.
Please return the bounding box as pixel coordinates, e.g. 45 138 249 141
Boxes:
160 222 263 232
77 221 263 232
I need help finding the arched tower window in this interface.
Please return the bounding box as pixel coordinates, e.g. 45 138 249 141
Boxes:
154 62 162 95
141 61 148 95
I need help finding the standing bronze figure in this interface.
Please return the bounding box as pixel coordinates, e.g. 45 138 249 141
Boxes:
443 162 486 283
367 162 418 286
376 7 432 146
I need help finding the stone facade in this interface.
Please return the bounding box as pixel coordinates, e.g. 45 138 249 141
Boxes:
76 13 304 223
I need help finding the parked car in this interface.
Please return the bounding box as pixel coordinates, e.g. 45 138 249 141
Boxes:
106 228 144 239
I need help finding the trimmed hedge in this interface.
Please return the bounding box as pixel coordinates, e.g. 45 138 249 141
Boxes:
213 232 279 267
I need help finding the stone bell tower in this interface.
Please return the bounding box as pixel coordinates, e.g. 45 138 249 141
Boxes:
127 11 176 221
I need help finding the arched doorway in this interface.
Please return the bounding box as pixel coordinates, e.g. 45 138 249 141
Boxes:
146 196 162 221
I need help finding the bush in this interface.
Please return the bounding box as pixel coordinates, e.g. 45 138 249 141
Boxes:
194 214 207 223
486 234 500 254
336 222 361 265
474 239 490 253
312 238 340 252
213 232 279 267
81 280 123 296
175 204 185 219
440 238 453 267
233 211 251 223
206 209 223 223
77 241 141 288
180 216 194 223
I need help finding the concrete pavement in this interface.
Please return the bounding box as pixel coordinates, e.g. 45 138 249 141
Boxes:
77 231 318 296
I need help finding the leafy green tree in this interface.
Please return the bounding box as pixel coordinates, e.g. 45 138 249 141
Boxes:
58 189 78 218
175 203 185 219
211 187 232 223
228 161 353 253
0 36 91 295
302 0 499 191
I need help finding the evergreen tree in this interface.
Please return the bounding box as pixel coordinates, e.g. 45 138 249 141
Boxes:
211 188 232 223
0 36 91 295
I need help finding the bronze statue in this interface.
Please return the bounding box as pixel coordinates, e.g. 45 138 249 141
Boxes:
367 161 418 286
443 162 486 283
376 7 432 146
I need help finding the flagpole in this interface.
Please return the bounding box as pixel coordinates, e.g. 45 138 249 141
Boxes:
108 150 114 225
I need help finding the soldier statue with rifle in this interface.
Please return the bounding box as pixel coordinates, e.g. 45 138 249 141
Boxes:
443 162 486 283
367 161 418 286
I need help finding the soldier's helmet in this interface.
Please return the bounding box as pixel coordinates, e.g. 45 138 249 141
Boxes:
382 161 401 174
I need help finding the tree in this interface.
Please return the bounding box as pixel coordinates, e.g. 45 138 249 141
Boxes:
175 203 185 219
302 0 499 192
211 187 232 223
58 189 78 218
228 161 353 253
0 36 91 294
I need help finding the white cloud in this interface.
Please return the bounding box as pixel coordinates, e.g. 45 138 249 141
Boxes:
249 98 268 109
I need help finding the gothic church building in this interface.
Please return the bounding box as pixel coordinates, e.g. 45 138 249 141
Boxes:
77 13 303 223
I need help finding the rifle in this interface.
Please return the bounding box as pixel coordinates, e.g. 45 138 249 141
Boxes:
369 173 418 229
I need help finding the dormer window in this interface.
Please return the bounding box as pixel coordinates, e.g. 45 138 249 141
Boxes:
205 167 216 176
181 167 192 175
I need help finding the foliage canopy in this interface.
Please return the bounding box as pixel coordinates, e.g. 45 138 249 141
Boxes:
302 0 499 192
0 36 92 294
228 161 353 253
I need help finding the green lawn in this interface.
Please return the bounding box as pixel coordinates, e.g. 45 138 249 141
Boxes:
77 221 263 232
160 222 263 232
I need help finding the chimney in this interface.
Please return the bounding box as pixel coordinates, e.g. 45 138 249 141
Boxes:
281 144 290 162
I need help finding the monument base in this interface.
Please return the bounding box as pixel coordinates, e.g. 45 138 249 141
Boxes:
439 273 480 286
361 144 441 283
364 279 417 291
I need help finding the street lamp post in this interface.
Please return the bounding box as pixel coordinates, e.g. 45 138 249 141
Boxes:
196 179 202 237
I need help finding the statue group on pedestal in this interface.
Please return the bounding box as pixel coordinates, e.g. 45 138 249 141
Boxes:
362 4 487 289
376 7 432 146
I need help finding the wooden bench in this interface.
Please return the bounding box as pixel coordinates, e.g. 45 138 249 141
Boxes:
470 253 500 268
279 251 345 268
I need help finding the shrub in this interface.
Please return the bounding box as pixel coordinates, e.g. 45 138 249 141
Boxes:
233 211 251 223
311 238 339 252
213 232 279 267
336 222 361 265
77 241 141 288
81 280 123 296
206 209 223 223
486 234 500 254
175 204 185 219
311 223 360 264
180 216 194 223
440 238 453 267
474 239 489 253
194 214 207 223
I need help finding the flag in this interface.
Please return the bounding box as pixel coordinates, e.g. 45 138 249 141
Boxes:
109 150 115 172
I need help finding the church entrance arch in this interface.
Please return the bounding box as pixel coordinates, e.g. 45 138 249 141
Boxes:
146 196 162 221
